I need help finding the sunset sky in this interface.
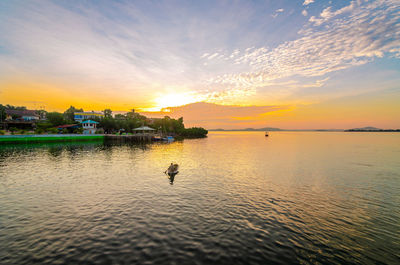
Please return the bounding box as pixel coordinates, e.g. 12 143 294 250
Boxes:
0 0 399 129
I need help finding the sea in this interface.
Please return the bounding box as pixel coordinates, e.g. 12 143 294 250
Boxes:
0 131 399 264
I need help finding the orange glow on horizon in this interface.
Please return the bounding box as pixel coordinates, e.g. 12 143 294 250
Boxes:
1 77 399 130
0 77 152 112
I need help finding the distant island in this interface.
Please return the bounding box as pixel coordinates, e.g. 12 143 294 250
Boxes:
345 127 400 132
210 126 399 132
210 127 282 131
209 127 344 132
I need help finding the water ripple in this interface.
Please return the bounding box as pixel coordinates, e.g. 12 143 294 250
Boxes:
0 133 399 264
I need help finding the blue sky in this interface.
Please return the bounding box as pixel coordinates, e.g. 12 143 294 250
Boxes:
0 0 399 128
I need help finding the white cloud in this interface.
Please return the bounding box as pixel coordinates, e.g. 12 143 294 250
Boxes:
207 53 219 60
1 0 399 109
302 10 308 16
0 0 259 103
272 8 284 18
0 0 201 93
303 0 315 6
206 0 400 100
229 49 240 58
309 1 357 26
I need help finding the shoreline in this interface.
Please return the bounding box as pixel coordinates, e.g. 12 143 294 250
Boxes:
0 134 207 144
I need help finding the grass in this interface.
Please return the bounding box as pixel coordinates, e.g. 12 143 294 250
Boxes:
0 134 105 144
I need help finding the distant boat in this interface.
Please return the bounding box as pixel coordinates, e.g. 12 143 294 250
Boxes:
265 132 269 137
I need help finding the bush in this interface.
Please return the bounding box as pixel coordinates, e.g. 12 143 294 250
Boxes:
62 128 68 134
0 130 5 135
18 130 26 135
36 122 53 130
46 112 66 126
179 127 208 138
9 127 17 135
46 128 58 134
35 128 44 134
96 128 104 134
73 128 83 134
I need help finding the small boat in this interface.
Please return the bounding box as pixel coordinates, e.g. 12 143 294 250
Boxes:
165 163 179 175
154 136 174 142
265 131 269 137
162 136 174 142
153 136 162 141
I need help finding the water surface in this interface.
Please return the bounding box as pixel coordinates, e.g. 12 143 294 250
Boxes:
1 132 399 264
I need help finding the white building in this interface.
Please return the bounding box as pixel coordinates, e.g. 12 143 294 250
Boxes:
81 120 99 134
74 111 104 122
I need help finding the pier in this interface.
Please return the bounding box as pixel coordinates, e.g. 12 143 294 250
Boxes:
104 134 154 143
0 133 158 144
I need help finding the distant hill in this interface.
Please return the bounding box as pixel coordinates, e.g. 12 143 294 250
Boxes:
209 127 282 131
209 127 400 132
349 126 381 131
244 127 282 131
345 126 399 132
210 128 348 131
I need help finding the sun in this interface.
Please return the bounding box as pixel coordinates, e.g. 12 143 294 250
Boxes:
150 92 202 111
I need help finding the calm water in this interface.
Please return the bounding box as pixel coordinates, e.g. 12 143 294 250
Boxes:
0 132 399 265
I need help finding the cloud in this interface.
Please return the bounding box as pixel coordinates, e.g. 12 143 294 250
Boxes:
0 0 200 94
205 0 400 99
272 8 284 18
229 49 240 58
309 1 356 26
303 0 315 6
207 52 220 60
1 0 259 103
1 0 399 115
302 10 308 16
140 102 287 129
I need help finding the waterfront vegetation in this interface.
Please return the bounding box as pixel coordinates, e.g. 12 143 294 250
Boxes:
0 104 208 138
178 127 208 138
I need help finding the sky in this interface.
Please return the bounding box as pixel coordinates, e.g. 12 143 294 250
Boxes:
0 0 399 129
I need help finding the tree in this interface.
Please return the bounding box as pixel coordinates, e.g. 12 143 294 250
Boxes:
114 114 126 120
6 105 26 110
36 109 47 120
126 109 137 119
63 106 83 122
104 109 113 119
179 127 208 138
99 117 116 134
0 104 6 122
47 112 66 126
172 117 184 132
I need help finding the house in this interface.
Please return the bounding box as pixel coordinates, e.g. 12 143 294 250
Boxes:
5 109 40 121
81 120 99 134
74 111 104 122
